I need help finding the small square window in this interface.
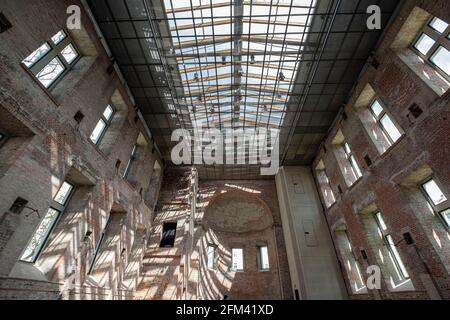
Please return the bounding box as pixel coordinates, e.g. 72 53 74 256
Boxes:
22 43 51 67
61 43 78 64
160 223 177 248
370 100 383 117
35 57 65 88
422 179 447 205
430 46 450 76
51 30 66 45
103 105 114 121
429 17 449 34
414 33 436 55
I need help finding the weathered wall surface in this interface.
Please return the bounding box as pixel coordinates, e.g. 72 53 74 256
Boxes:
135 167 292 300
312 0 450 300
0 0 163 299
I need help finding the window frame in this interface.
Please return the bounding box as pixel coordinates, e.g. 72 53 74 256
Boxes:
231 247 244 272
374 212 410 281
90 104 116 146
420 177 450 232
20 180 75 264
411 16 450 80
257 245 270 272
315 167 336 208
88 215 112 275
206 244 216 271
342 142 363 181
123 144 138 179
21 29 81 90
369 98 403 146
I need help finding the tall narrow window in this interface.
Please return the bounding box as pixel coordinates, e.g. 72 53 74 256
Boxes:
421 179 450 230
412 16 450 78
343 142 363 180
231 248 244 272
123 144 137 179
90 105 115 145
369 99 402 146
22 29 80 89
160 222 177 248
88 215 111 274
20 181 75 263
374 212 410 280
315 162 336 208
207 245 216 270
257 245 270 271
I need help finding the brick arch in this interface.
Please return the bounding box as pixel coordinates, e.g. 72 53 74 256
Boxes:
203 189 274 233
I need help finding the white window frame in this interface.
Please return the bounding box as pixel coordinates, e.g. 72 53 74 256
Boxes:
257 245 270 272
20 181 75 263
420 178 450 232
231 247 244 272
342 142 363 181
369 99 403 146
90 105 115 145
21 29 80 90
412 16 450 80
374 212 410 280
206 244 216 270
123 144 138 179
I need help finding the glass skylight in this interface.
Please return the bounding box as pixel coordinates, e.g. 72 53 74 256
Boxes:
163 0 317 130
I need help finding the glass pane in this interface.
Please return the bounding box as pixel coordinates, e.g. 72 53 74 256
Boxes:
350 155 362 178
207 246 215 269
231 248 244 271
370 100 383 118
51 30 66 45
20 208 60 262
54 181 74 205
259 246 270 270
430 46 450 76
440 209 450 228
387 235 409 278
36 57 65 88
429 17 449 34
90 119 107 144
375 212 387 231
380 114 402 143
103 105 114 121
422 179 447 205
344 143 351 155
22 43 51 67
61 43 78 64
414 33 435 55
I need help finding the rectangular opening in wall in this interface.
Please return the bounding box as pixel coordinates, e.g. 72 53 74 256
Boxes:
257 245 270 271
231 248 244 272
20 181 75 263
160 222 177 248
207 244 215 270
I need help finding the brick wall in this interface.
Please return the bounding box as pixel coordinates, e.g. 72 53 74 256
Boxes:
312 0 450 300
0 0 163 299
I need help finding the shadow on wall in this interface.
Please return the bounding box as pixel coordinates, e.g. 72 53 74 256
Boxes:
196 189 283 300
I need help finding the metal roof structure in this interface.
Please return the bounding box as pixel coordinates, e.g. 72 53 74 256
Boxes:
86 0 399 179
